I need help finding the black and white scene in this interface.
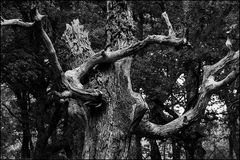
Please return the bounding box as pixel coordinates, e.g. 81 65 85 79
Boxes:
0 1 239 159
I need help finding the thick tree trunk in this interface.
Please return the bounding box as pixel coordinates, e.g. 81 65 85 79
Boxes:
82 2 145 159
82 58 140 159
67 99 86 159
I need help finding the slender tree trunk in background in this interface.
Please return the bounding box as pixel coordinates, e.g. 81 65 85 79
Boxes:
137 12 144 41
183 61 205 160
8 8 33 159
228 103 234 160
136 136 143 159
149 139 162 160
184 135 206 159
163 143 166 160
18 93 31 159
229 131 234 159
184 141 195 160
63 114 73 159
172 140 181 160
231 124 239 159
194 143 206 159
33 96 63 159
183 0 189 27
15 5 49 158
33 94 63 159
213 143 216 159
33 96 49 159
182 2 201 159
135 11 145 57
226 100 239 160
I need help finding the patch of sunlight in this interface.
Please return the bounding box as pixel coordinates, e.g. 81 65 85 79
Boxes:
206 94 226 118
7 139 21 153
174 104 185 116
176 73 185 86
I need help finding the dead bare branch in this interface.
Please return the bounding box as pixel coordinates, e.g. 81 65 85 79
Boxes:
0 16 34 27
136 48 239 139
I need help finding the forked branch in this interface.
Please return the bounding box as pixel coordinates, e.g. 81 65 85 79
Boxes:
1 5 191 109
1 8 103 103
66 9 190 82
135 26 239 139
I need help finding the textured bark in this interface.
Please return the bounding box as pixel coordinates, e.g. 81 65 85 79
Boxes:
67 99 86 158
82 2 144 158
82 61 140 158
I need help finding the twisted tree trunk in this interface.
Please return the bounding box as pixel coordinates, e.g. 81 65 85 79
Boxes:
82 2 144 158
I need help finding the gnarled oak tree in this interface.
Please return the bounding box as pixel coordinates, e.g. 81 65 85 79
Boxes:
1 1 239 159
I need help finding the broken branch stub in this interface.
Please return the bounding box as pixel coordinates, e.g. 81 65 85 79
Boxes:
61 19 95 68
162 12 176 38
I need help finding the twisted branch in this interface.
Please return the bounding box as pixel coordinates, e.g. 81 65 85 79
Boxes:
135 26 239 139
0 5 191 108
